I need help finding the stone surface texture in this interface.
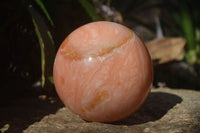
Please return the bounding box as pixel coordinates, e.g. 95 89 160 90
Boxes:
23 88 200 133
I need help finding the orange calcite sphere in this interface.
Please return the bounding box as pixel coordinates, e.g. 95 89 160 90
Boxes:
53 21 153 122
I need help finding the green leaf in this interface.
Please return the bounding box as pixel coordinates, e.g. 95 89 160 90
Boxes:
180 1 196 51
78 0 100 21
28 5 55 89
185 50 197 65
196 28 200 44
48 76 54 84
31 17 46 87
35 0 54 26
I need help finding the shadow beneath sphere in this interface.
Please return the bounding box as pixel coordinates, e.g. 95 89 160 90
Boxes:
112 91 183 125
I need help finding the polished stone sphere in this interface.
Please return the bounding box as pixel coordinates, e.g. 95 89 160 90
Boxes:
53 21 153 122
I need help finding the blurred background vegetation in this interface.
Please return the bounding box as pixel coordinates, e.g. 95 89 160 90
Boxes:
0 0 200 103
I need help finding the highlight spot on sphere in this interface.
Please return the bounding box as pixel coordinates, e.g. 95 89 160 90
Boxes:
53 21 153 122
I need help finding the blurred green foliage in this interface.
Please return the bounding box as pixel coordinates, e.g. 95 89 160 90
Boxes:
78 0 100 21
0 0 55 89
1 0 200 91
28 0 56 89
34 0 54 26
163 0 200 65
28 4 55 88
0 0 100 90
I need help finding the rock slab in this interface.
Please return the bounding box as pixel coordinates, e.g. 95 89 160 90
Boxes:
23 88 200 133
